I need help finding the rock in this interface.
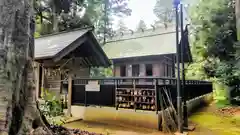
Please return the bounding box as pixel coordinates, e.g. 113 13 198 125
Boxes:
49 125 103 135
32 127 48 135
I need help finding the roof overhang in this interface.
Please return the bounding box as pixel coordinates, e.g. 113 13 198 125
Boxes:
34 27 111 67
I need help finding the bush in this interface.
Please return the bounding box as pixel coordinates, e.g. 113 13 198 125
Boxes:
39 88 65 125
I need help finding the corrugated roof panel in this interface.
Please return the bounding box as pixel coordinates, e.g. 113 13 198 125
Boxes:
34 29 90 59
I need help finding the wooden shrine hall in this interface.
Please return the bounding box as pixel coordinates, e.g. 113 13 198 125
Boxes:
103 24 192 78
34 27 111 99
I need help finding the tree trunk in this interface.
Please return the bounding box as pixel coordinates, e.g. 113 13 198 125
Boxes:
236 0 240 40
52 3 58 32
0 0 52 134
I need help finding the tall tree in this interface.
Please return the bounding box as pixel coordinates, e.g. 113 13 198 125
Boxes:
34 0 87 34
34 0 132 43
0 0 53 134
189 0 240 103
153 0 175 25
236 0 240 40
136 20 147 31
85 0 131 43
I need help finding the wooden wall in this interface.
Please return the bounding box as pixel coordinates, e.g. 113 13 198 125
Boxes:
70 67 90 78
35 61 90 100
113 56 174 78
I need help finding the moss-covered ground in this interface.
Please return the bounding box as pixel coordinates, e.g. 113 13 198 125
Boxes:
189 103 240 135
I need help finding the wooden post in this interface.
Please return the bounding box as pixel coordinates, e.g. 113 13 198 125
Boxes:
67 74 73 116
133 79 136 111
115 79 118 110
35 62 40 99
84 88 87 107
41 66 45 97
154 79 158 114
158 87 164 131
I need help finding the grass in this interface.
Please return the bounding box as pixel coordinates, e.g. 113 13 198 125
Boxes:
189 105 240 135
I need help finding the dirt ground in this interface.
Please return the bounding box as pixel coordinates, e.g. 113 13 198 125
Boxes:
63 103 240 135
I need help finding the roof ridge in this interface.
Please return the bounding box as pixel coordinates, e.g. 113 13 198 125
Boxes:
35 26 93 39
106 24 176 43
106 31 176 43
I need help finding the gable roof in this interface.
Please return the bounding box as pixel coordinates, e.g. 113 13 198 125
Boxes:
34 27 111 67
103 25 192 62
35 28 90 59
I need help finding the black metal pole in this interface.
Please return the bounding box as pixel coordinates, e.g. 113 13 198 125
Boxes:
180 4 188 128
175 4 183 133
103 0 108 44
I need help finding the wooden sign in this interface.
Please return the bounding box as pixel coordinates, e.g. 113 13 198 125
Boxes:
86 81 100 92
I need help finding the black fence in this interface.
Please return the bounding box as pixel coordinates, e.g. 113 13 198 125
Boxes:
65 77 213 111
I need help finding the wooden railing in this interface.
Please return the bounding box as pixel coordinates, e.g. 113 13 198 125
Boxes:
63 76 211 86
64 77 213 110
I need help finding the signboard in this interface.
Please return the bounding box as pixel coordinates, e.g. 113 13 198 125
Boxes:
86 81 100 92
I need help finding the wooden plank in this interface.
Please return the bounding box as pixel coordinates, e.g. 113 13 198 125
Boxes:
35 62 40 99
67 75 73 116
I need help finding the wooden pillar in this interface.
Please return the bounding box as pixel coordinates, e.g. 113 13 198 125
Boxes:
172 54 176 78
153 63 162 77
35 62 40 99
41 66 45 97
127 64 132 77
139 64 145 83
67 74 73 116
114 66 120 77
139 64 146 76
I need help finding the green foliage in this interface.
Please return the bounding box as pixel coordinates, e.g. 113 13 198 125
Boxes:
187 0 240 105
90 67 113 77
34 31 41 38
189 0 238 86
34 0 88 35
39 88 65 125
34 0 132 43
